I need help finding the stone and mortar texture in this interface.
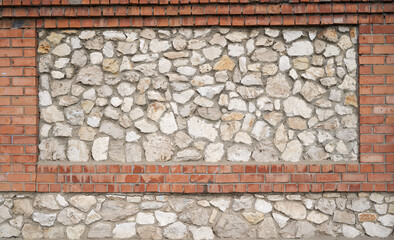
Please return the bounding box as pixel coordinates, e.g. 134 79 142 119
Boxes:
37 27 359 164
0 192 393 239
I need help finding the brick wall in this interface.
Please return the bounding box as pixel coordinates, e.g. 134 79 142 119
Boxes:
0 0 393 194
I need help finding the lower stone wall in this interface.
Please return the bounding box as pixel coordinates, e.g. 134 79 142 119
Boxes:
0 192 393 239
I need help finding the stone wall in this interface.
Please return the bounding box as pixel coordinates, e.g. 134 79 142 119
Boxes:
0 192 393 239
38 27 359 164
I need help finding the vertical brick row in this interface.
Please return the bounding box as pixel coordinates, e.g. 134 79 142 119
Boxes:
359 19 394 168
0 28 37 191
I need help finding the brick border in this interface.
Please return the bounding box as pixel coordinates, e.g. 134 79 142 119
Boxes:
0 1 393 193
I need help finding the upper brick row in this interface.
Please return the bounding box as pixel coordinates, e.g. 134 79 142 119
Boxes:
1 2 393 18
1 0 393 6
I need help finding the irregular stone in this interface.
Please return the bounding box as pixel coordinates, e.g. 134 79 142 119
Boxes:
287 41 314 56
113 222 136 239
34 194 60 210
76 65 103 85
232 195 254 211
204 143 224 162
39 138 66 161
57 207 84 225
52 43 71 56
41 105 64 123
32 212 57 226
255 199 272 213
210 197 231 212
333 210 355 224
143 133 174 162
347 198 371 212
378 214 394 227
85 210 101 225
225 31 248 42
283 97 313 118
252 140 279 162
137 226 162 240
173 89 194 104
273 212 289 228
135 119 158 133
257 217 279 239
307 211 329 224
67 139 89 162
13 198 33 217
197 85 224 99
274 201 307 220
88 222 112 238
283 30 303 42
44 226 65 239
215 214 249 238
252 48 278 62
146 102 166 122
163 222 188 240
100 200 138 221
189 226 214 240
274 124 288 152
155 210 177 227
227 145 250 162
180 208 210 226
92 137 109 161
241 73 263 86
362 222 392 238
251 120 271 141
300 81 326 102
69 195 96 212
187 116 218 142
342 225 361 238
281 140 302 162
21 223 43 239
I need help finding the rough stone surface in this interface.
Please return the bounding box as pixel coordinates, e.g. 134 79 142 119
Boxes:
39 27 358 164
1 192 394 239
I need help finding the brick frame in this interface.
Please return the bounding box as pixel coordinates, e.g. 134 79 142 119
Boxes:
0 0 393 193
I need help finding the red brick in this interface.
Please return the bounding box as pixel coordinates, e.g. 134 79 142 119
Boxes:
11 39 36 48
316 174 340 182
360 96 385 105
334 164 347 173
374 125 394 134
273 184 285 192
342 173 366 182
360 135 385 143
190 175 213 183
36 174 56 183
139 174 164 183
368 173 392 182
374 25 394 34
266 174 289 183
374 106 394 114
240 174 264 183
360 116 384 124
373 86 394 94
374 144 394 153
359 35 385 44
215 174 239 183
360 56 385 65
166 175 189 183
322 165 333 173
291 174 315 182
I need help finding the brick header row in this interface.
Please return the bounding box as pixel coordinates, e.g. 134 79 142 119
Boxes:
1 163 392 193
1 0 392 7
2 2 393 18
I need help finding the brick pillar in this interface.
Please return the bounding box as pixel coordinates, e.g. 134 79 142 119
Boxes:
0 28 38 191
